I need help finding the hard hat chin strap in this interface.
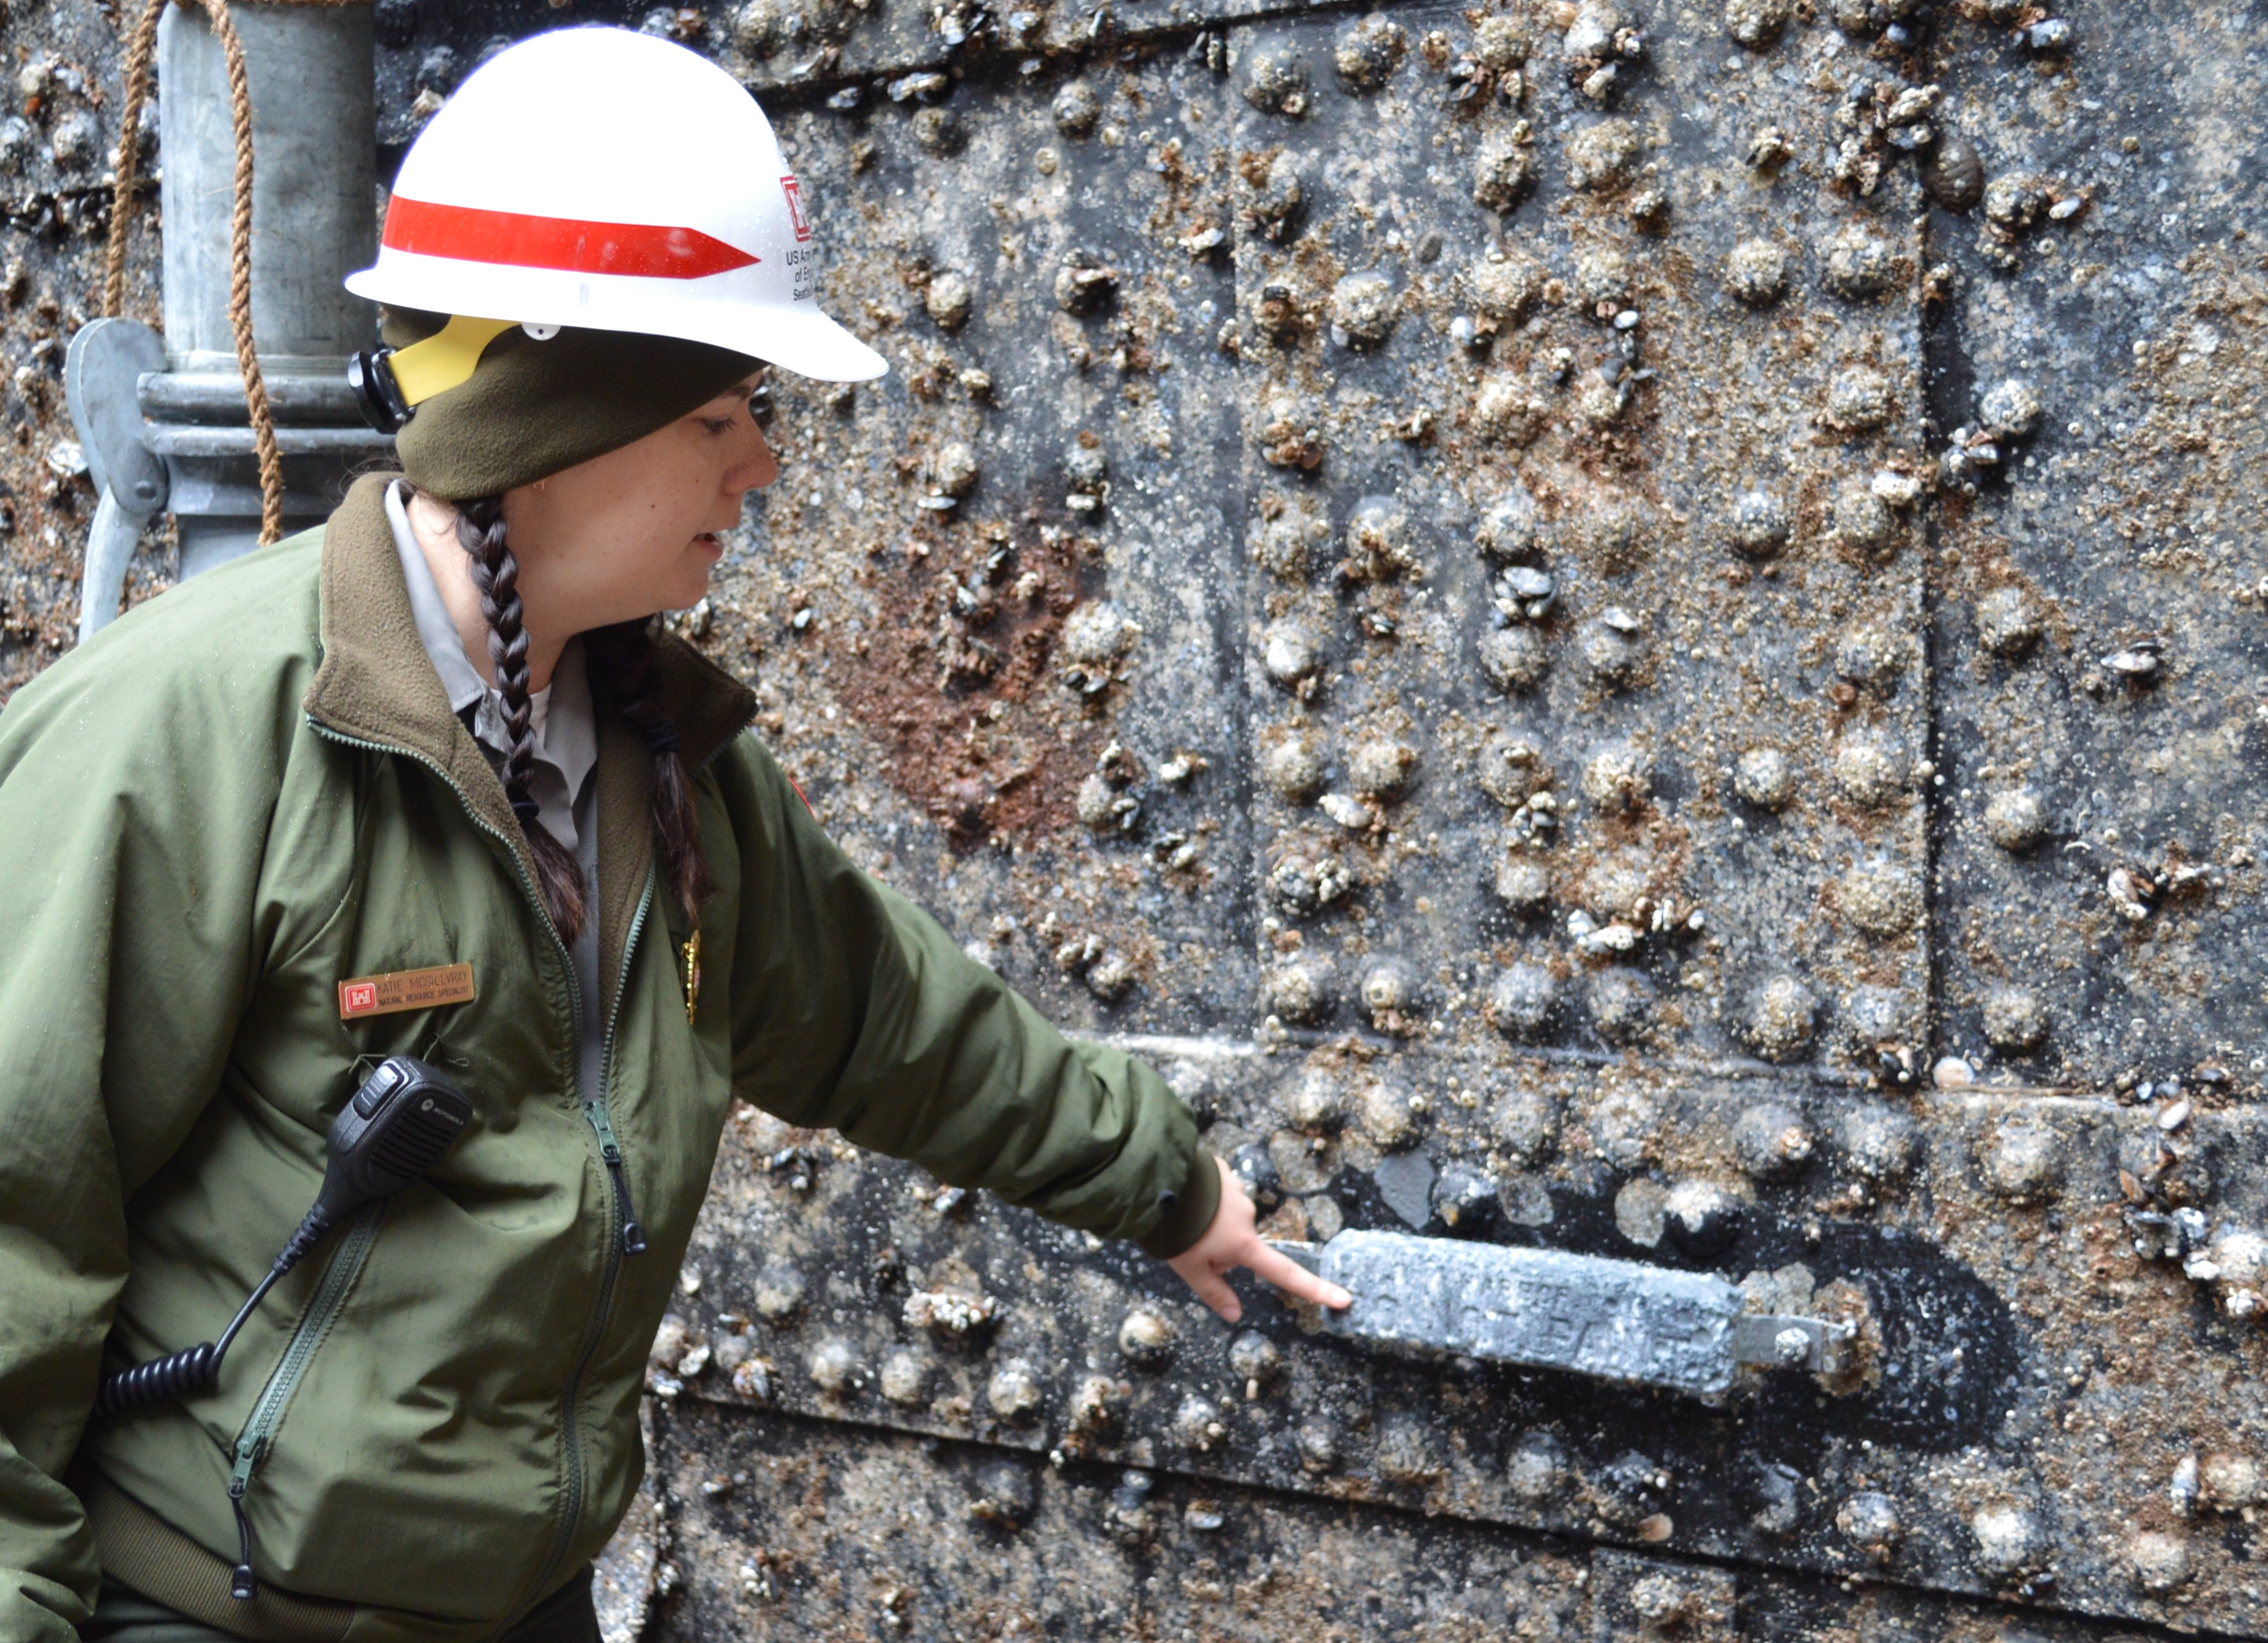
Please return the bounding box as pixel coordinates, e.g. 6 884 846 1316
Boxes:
348 313 520 434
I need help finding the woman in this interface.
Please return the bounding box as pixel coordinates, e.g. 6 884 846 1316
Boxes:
0 28 1345 1642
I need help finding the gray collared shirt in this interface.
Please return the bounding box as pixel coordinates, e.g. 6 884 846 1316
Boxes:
387 480 608 1100
386 480 596 854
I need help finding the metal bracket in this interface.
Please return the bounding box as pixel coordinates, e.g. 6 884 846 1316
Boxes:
64 318 170 641
65 318 169 516
1274 1230 1856 1398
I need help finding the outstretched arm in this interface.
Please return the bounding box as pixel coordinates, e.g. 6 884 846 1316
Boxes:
724 735 1225 1254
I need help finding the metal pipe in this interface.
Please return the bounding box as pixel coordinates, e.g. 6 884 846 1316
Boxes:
156 2 377 367
71 1 392 636
149 0 390 578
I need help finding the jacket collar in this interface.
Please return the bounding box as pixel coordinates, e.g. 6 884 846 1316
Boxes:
304 474 757 995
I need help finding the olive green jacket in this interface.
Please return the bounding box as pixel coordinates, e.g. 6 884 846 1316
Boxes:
0 475 1215 1642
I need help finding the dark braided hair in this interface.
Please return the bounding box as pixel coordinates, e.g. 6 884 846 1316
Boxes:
584 617 711 925
454 495 591 943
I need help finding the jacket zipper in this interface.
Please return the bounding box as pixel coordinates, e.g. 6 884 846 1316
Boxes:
223 1204 384 1600
515 868 657 1626
304 723 616 1633
584 1096 648 1256
514 734 742 1625
306 715 744 1634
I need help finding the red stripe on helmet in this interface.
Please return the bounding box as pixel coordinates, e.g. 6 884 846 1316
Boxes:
382 195 760 280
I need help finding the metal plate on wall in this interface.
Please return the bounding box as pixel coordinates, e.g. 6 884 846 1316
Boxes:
1923 1 2268 1090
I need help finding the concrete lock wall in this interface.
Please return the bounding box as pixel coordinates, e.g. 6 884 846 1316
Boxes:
4 0 2267 1637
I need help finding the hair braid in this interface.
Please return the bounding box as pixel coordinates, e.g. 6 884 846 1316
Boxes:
456 496 589 944
585 617 711 925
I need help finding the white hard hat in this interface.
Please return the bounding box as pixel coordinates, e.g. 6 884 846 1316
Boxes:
345 27 886 385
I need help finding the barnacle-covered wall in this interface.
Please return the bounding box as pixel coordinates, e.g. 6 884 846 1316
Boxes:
6 0 2268 1636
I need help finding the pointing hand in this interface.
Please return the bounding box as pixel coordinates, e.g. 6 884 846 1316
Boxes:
1166 1154 1352 1324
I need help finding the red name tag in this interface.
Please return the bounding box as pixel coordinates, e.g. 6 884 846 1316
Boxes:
338 963 477 1020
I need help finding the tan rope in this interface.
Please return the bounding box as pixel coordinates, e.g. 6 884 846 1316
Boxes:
102 0 378 315
100 0 165 319
104 0 367 544
203 0 285 544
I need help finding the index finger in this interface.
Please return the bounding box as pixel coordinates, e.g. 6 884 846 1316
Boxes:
1244 1240 1353 1310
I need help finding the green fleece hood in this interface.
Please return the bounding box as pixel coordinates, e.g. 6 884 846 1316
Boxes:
0 475 1214 1641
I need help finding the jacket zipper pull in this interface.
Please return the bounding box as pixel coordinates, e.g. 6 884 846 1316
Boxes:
227 1441 260 1601
584 1102 647 1256
603 1149 648 1256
